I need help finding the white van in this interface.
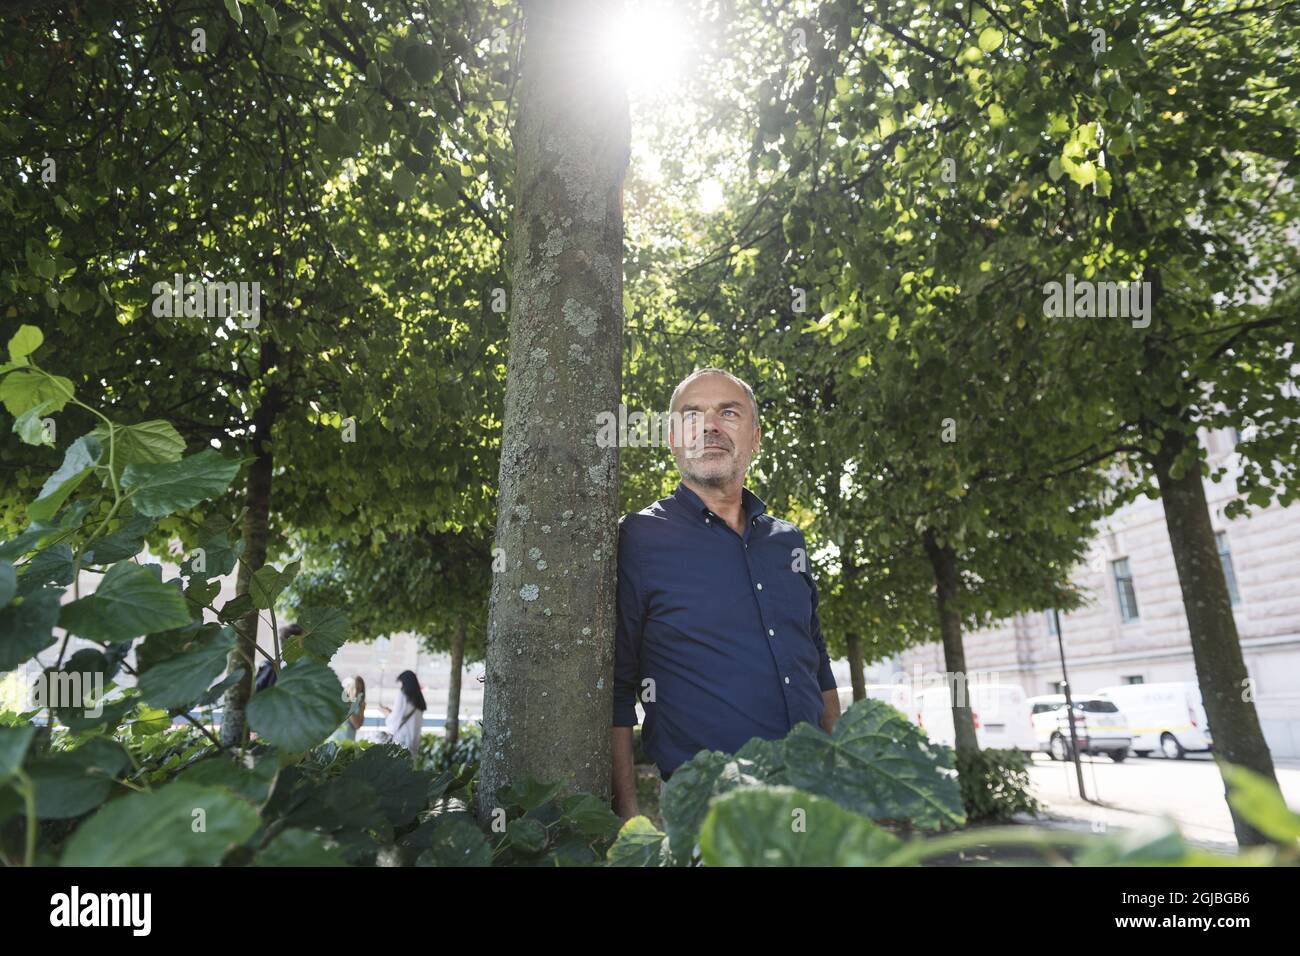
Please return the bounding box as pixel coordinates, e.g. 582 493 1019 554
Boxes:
912 682 1037 755
1094 682 1212 758
837 682 918 715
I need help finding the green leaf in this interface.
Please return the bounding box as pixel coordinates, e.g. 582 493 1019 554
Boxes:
137 625 235 710
1223 763 1300 844
92 420 185 478
82 516 155 564
255 829 347 866
121 449 241 518
259 3 280 35
0 369 74 417
659 750 771 864
59 561 190 643
27 738 131 819
391 166 417 201
218 592 254 622
246 658 348 752
284 606 350 662
186 519 243 580
0 560 14 608
12 399 56 445
250 559 300 610
339 744 430 825
1047 157 1064 182
507 816 548 854
987 103 1007 128
559 792 622 842
28 434 101 522
978 27 1004 52
7 324 43 363
605 815 669 866
498 778 565 813
61 781 260 865
0 586 61 672
415 817 493 867
177 754 278 805
780 698 965 830
1074 817 1196 866
223 0 243 27
0 725 36 785
699 785 903 866
16 542 73 593
402 43 440 84
131 705 172 737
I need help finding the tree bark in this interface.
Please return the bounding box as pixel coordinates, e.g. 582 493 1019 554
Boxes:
1151 425 1280 847
922 528 980 760
476 0 629 819
846 633 866 702
446 618 465 752
220 340 280 747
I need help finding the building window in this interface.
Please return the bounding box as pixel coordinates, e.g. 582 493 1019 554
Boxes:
1122 675 1145 685
1112 557 1140 622
1045 610 1059 637
1216 531 1242 606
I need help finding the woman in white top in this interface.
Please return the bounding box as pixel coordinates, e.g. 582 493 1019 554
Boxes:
378 670 426 759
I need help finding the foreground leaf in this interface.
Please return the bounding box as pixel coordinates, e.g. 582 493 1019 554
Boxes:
699 785 903 866
61 782 260 866
246 658 348 752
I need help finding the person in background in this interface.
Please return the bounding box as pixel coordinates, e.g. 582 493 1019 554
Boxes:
253 624 305 693
378 670 426 759
330 676 366 743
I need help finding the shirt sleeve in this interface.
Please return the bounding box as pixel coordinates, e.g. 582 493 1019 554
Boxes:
806 561 838 693
612 518 645 727
384 696 405 735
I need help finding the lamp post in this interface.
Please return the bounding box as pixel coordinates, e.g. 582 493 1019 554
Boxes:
1052 607 1089 802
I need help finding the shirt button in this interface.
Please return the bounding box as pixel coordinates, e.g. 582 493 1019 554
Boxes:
784 677 790 684
705 518 710 524
756 583 763 590
768 629 775 636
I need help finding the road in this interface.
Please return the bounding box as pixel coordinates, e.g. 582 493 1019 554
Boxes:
1023 751 1300 851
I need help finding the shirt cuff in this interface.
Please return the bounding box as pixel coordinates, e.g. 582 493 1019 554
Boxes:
613 698 640 727
817 659 838 693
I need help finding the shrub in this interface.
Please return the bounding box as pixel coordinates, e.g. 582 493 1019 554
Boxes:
955 747 1042 823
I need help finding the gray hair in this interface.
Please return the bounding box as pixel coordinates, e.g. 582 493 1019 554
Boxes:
669 368 760 426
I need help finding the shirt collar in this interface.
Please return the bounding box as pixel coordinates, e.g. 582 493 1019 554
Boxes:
672 482 768 525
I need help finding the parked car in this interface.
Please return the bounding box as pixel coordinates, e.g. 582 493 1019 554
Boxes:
912 683 1038 755
1093 682 1212 759
1027 694 1132 761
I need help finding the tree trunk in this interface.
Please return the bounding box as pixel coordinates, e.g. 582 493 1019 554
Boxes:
476 0 629 819
846 633 866 702
922 528 979 760
1151 425 1280 847
446 618 465 752
220 341 279 747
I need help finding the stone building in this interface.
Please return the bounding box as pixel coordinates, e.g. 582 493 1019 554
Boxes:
891 428 1300 759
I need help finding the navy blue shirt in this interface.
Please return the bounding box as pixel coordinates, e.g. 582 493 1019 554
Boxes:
613 482 837 775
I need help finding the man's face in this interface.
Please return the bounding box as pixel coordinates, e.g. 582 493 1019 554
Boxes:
669 374 760 488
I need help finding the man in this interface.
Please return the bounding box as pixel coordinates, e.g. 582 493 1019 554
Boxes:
611 368 840 819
